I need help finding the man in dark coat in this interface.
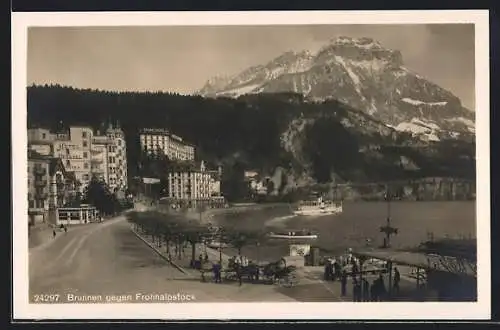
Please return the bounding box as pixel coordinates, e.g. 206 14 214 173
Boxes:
377 274 387 301
340 271 347 296
370 280 377 301
213 262 222 283
333 261 342 281
324 262 332 281
236 264 243 286
352 278 362 302
362 278 370 301
393 267 401 294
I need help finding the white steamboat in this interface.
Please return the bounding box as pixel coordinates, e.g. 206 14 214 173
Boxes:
293 197 343 216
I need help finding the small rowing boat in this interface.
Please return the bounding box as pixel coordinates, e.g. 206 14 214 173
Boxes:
206 241 229 249
268 231 318 240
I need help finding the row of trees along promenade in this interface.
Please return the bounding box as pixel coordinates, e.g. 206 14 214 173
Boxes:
127 210 264 267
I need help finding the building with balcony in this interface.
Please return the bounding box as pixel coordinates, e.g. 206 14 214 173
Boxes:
28 122 128 192
27 150 77 225
139 128 195 162
90 135 110 183
165 161 224 209
52 126 94 187
105 123 128 191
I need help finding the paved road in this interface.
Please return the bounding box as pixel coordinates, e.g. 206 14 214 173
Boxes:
30 215 352 303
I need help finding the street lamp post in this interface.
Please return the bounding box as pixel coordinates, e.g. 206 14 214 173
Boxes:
380 186 398 249
256 241 260 264
217 226 225 265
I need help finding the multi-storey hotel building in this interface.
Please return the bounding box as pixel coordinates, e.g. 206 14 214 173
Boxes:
27 150 76 225
165 161 225 209
27 123 128 191
139 128 195 161
105 124 128 190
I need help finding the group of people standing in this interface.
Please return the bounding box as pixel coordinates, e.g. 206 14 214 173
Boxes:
324 253 401 301
231 255 250 267
351 274 386 302
323 254 360 282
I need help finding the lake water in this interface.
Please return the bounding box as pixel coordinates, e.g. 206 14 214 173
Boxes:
215 201 476 262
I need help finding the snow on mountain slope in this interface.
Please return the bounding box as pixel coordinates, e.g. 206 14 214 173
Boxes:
394 117 442 142
401 98 448 106
215 83 261 97
445 117 476 133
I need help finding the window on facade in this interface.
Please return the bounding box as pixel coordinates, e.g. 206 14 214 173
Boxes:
83 174 89 181
84 162 89 169
66 160 70 167
42 133 46 139
118 140 121 146
82 132 87 138
83 141 88 147
83 152 88 158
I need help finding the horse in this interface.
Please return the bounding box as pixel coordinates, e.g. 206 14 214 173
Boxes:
262 260 297 285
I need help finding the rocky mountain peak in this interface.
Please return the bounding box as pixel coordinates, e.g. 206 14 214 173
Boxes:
316 36 403 68
196 37 474 141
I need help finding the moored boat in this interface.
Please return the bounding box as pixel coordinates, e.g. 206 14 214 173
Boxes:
206 240 229 249
268 230 318 240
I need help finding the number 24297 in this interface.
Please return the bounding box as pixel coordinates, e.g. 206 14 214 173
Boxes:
33 294 60 303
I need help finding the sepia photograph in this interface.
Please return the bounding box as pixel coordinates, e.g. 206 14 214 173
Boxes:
12 10 490 320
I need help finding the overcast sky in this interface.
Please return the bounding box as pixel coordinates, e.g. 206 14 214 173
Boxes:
27 24 475 110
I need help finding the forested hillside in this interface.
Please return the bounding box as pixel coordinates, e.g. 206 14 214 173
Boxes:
27 85 475 200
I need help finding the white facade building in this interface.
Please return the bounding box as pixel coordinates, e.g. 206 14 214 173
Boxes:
166 161 223 208
105 123 128 191
52 126 93 187
139 128 195 161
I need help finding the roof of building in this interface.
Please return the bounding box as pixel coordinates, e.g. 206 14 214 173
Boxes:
353 249 431 268
28 150 53 161
49 158 67 177
28 140 54 146
92 135 113 144
353 246 476 278
65 171 77 181
415 239 476 262
139 127 196 147
28 150 67 177
139 127 170 135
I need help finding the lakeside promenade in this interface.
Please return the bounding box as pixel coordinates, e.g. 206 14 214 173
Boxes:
129 201 433 302
28 200 454 303
28 204 343 302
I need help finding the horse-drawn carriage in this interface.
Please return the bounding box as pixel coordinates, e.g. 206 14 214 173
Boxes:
262 259 300 288
201 258 300 288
